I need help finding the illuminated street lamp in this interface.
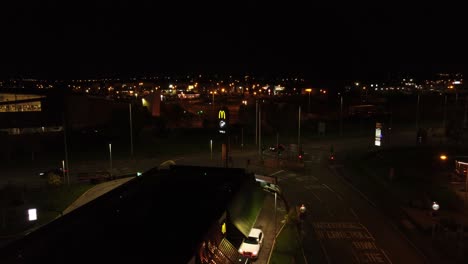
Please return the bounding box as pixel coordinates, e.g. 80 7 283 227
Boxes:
299 204 306 214
305 88 312 113
431 201 439 240
210 91 217 110
439 154 447 161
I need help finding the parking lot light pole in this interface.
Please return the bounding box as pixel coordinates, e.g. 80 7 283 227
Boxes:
109 143 112 176
298 106 301 153
210 139 213 160
276 132 280 165
61 160 68 186
465 169 468 206
62 113 70 186
274 192 277 236
129 103 134 157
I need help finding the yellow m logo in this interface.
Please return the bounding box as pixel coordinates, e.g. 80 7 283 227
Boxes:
218 110 226 119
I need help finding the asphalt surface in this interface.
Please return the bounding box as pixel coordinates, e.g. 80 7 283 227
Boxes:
0 127 457 263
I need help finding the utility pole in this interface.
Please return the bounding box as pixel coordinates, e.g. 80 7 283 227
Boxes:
298 105 301 152
340 94 343 137
255 100 258 145
62 113 70 186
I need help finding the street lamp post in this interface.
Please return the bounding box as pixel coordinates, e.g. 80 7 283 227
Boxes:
241 127 244 151
308 90 311 113
255 100 258 145
109 143 112 176
62 113 70 186
340 94 343 137
465 169 468 206
298 105 301 153
61 160 66 185
211 91 216 111
129 103 134 157
210 139 213 160
464 96 468 129
431 201 440 240
416 92 420 132
276 132 280 166
443 94 447 128
274 192 277 236
258 105 262 157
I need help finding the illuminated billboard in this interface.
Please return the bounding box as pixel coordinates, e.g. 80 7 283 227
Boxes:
218 108 229 134
375 122 382 146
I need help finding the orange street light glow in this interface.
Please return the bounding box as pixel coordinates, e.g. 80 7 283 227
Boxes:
440 154 447 160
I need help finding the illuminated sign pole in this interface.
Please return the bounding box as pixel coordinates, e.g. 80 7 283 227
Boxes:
210 139 213 160
218 108 229 168
375 122 383 147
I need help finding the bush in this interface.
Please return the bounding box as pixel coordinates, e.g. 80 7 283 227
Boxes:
46 172 63 187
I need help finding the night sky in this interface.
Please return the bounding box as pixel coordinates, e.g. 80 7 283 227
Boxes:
1 2 466 84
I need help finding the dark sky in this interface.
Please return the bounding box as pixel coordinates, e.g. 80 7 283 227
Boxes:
1 2 467 84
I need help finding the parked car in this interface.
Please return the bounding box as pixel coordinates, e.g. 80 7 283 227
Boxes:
269 144 285 153
39 168 64 178
238 227 264 259
77 171 112 184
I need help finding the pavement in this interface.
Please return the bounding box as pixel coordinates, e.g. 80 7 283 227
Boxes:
3 128 468 262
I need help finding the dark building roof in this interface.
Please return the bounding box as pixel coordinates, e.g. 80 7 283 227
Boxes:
0 165 257 264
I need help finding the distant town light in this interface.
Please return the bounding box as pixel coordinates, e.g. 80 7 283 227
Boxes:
440 154 447 160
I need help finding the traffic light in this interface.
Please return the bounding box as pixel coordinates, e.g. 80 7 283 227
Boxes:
298 150 304 162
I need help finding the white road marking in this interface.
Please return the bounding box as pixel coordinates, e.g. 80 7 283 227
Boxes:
269 170 284 176
311 191 323 203
322 184 344 201
350 208 359 220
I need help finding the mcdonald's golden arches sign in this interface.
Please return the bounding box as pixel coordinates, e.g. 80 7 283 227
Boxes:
218 108 229 134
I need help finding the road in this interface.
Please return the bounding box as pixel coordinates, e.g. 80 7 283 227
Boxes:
264 126 447 264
